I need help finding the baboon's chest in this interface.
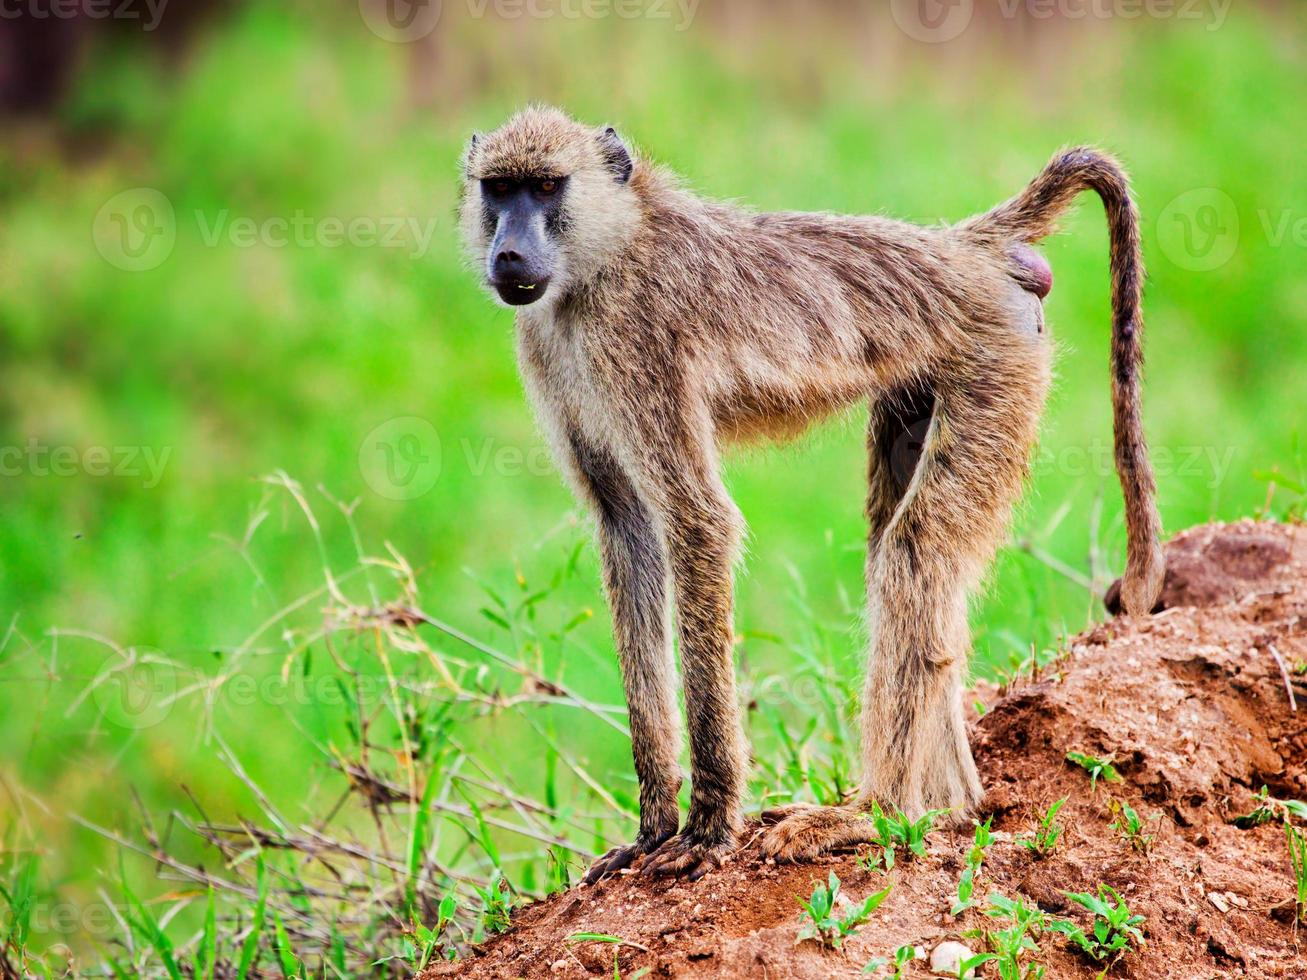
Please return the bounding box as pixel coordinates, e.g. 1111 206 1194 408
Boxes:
518 311 615 449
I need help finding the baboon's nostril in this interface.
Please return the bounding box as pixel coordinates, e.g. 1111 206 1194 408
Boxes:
495 249 522 266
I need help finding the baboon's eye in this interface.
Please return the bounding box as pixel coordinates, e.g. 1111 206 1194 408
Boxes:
537 179 558 195
492 180 511 196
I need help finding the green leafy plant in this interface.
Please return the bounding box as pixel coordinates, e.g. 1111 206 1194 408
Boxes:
567 934 651 979
942 951 999 979
1288 822 1307 925
858 803 948 872
952 818 994 915
796 873 893 950
863 943 918 977
1109 801 1157 854
993 639 1071 694
409 893 460 971
1017 798 1066 859
1065 751 1121 791
1046 885 1144 974
1231 786 1307 922
1253 441 1307 521
473 877 515 938
1231 785 1307 828
964 893 1050 980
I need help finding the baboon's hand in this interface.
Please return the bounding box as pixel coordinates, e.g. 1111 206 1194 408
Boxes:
639 830 737 882
583 828 676 885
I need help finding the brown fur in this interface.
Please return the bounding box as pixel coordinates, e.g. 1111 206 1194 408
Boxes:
460 106 1164 877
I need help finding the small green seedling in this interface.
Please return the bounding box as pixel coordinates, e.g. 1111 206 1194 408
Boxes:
952 818 994 915
1109 801 1156 854
567 933 651 980
1288 822 1307 924
408 893 459 970
973 893 1049 980
796 872 893 950
859 803 947 872
943 951 999 979
1046 885 1144 973
1017 798 1066 859
473 877 514 937
863 943 918 977
566 932 650 952
1230 786 1307 923
1231 785 1307 828
1065 751 1121 791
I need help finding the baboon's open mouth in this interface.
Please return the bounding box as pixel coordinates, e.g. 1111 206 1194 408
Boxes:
493 278 550 306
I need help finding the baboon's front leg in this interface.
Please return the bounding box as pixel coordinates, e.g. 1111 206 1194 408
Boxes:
639 437 748 880
569 435 684 884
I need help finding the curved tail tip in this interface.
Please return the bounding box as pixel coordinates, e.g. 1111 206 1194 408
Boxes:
1121 544 1166 617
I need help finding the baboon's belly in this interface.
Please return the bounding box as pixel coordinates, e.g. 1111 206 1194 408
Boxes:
711 365 874 443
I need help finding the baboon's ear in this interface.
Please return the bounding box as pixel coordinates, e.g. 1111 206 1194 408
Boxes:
461 133 481 177
597 126 633 184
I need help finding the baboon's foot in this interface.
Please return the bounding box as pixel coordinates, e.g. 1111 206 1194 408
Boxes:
583 827 676 885
758 803 876 863
640 828 737 882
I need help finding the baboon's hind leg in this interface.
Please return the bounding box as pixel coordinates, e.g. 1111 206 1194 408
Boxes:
860 346 1048 817
760 386 935 862
762 337 1049 861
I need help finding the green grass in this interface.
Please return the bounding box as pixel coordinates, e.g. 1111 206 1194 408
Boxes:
1 0 1306 971
796 872 892 951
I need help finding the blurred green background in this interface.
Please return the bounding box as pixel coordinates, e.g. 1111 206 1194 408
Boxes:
1 0 1305 960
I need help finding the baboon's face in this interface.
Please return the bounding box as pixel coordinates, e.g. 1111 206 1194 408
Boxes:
460 107 639 309
479 173 567 306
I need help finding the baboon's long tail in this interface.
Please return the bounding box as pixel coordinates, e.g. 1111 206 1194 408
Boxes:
964 147 1165 616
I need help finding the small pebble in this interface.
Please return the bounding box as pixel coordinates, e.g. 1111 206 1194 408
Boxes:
931 941 978 978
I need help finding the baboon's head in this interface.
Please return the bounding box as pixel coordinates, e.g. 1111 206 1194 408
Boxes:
460 106 640 307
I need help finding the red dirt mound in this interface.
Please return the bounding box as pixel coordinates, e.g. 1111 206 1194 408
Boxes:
427 521 1307 979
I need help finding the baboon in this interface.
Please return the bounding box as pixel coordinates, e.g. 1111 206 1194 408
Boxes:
459 106 1165 882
